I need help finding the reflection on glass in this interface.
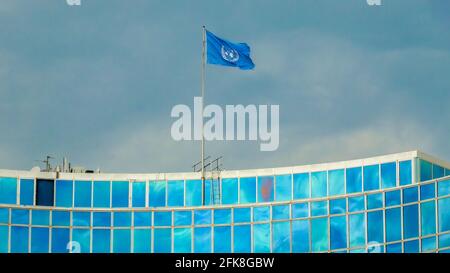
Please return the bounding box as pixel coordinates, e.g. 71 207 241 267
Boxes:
214 226 231 253
222 178 238 204
154 228 171 253
367 210 383 244
185 180 202 207
329 169 344 196
134 229 151 253
174 228 192 253
273 205 290 220
149 181 166 207
31 227 49 253
112 181 129 208
167 180 184 207
386 208 401 242
421 201 436 236
253 206 270 222
381 162 397 189
275 174 292 201
239 177 256 204
292 220 309 253
367 193 383 210
92 229 110 253
419 159 432 182
273 221 290 253
0 177 17 204
399 160 412 185
132 182 146 207
194 227 211 253
292 203 309 218
11 226 28 253
93 181 110 208
403 204 419 239
214 209 231 225
194 210 211 225
55 180 73 207
293 173 310 199
72 228 90 253
363 164 379 191
438 197 450 232
346 167 362 194
330 216 347 250
311 218 328 252
74 181 92 208
349 213 365 248
234 208 251 223
20 179 34 206
257 176 274 203
253 223 270 253
51 228 70 253
234 225 251 253
311 171 327 198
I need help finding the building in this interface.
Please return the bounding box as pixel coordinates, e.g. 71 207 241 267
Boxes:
0 150 449 253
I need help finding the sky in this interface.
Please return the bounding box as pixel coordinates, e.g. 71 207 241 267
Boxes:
0 0 449 173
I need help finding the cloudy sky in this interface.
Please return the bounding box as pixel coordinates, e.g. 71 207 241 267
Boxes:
0 0 449 173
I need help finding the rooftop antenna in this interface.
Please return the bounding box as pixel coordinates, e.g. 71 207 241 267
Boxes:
35 155 54 172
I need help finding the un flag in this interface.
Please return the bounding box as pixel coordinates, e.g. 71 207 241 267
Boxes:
206 30 255 70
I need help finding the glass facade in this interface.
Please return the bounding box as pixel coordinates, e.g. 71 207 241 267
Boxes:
0 152 449 253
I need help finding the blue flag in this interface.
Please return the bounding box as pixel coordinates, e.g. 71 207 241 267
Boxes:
206 30 255 70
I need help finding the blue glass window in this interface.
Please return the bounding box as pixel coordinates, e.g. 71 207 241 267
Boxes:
311 201 327 217
311 218 328 252
31 227 49 253
367 193 383 210
273 205 290 220
349 213 365 248
52 211 70 226
292 220 309 253
132 182 146 207
275 174 292 201
422 237 436 252
167 180 184 207
404 240 419 253
234 208 251 223
11 226 29 253
134 212 151 227
194 227 211 253
51 228 70 253
381 162 397 189
253 223 270 253
293 173 309 199
32 210 49 226
399 160 412 185
73 212 90 227
214 209 231 225
72 229 90 253
386 243 402 253
114 212 131 227
438 179 450 197
92 229 110 253
154 228 171 253
174 228 192 253
348 196 364 212
420 183 435 200
185 180 202 206
386 208 401 242
154 211 172 227
330 216 347 250
421 201 436 236
55 180 73 207
311 171 327 198
439 233 450 249
204 179 213 206
433 164 445 179
292 203 309 218
346 167 362 194
93 212 111 227
420 159 432 182
36 179 54 206
367 210 383 244
403 187 418 204
364 164 379 191
403 204 419 239
113 229 131 253
74 181 92 208
93 181 110 208
239 177 256 204
222 178 238 204
174 211 192 226
134 229 151 253
0 208 8 224
385 190 401 207
194 210 211 225
329 169 345 196
112 181 129 208
214 226 231 253
253 206 270 222
12 209 29 225
438 197 450 232
0 226 8 253
149 181 166 207
234 225 251 253
0 177 17 205
20 179 34 206
258 176 274 203
328 199 344 215
273 221 290 253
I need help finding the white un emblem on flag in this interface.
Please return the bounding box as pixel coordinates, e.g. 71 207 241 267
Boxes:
221 46 240 63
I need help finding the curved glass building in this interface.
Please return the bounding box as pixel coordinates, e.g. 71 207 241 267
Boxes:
0 150 449 253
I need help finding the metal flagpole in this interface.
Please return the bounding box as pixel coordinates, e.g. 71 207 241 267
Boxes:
201 26 206 206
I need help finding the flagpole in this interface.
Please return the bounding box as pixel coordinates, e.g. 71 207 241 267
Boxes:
201 26 206 206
